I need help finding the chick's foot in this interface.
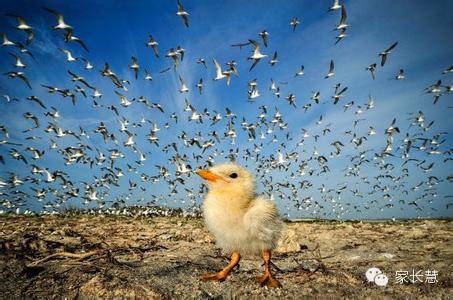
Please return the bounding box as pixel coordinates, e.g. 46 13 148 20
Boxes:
201 271 229 282
257 272 281 288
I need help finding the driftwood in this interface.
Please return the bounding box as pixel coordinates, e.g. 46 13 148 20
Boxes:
26 250 103 267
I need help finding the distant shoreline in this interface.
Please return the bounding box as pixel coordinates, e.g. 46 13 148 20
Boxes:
0 212 451 223
287 218 453 222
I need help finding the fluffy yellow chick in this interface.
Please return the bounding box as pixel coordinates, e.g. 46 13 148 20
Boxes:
196 162 283 287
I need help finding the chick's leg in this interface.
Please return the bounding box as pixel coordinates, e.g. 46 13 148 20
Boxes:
258 249 281 288
202 251 241 282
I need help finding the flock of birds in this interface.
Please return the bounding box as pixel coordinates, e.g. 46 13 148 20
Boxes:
0 0 452 219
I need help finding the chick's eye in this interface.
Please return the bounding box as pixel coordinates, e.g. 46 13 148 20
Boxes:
229 172 238 179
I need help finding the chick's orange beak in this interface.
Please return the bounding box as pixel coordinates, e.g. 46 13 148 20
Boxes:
196 169 224 183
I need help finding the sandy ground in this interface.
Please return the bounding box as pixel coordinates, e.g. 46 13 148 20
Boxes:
0 214 451 299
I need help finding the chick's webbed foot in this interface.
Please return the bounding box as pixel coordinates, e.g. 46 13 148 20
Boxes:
201 272 228 282
257 272 281 288
201 251 240 283
259 249 281 288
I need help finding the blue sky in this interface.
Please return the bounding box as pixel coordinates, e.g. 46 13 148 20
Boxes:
0 0 452 219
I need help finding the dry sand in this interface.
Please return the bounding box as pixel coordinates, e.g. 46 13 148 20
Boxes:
0 214 451 299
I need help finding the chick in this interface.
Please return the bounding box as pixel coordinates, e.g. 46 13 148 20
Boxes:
196 162 283 287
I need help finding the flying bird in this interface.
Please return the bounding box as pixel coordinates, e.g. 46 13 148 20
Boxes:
81 58 94 70
43 7 73 31
176 0 189 27
6 14 34 45
2 33 17 47
311 91 321 104
60 48 78 62
335 5 348 31
248 39 268 71
141 69 152 81
213 58 231 85
269 51 278 66
325 60 335 78
64 30 89 52
197 58 207 69
5 71 31 89
146 35 159 57
295 65 305 77
335 28 347 44
328 0 342 11
27 96 46 109
395 69 405 80
9 52 26 68
179 75 189 93
197 78 203 94
379 42 398 66
290 18 300 32
68 70 93 88
130 56 140 79
231 41 251 49
366 63 377 80
332 84 347 104
258 30 269 47
2 95 19 103
442 65 453 74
